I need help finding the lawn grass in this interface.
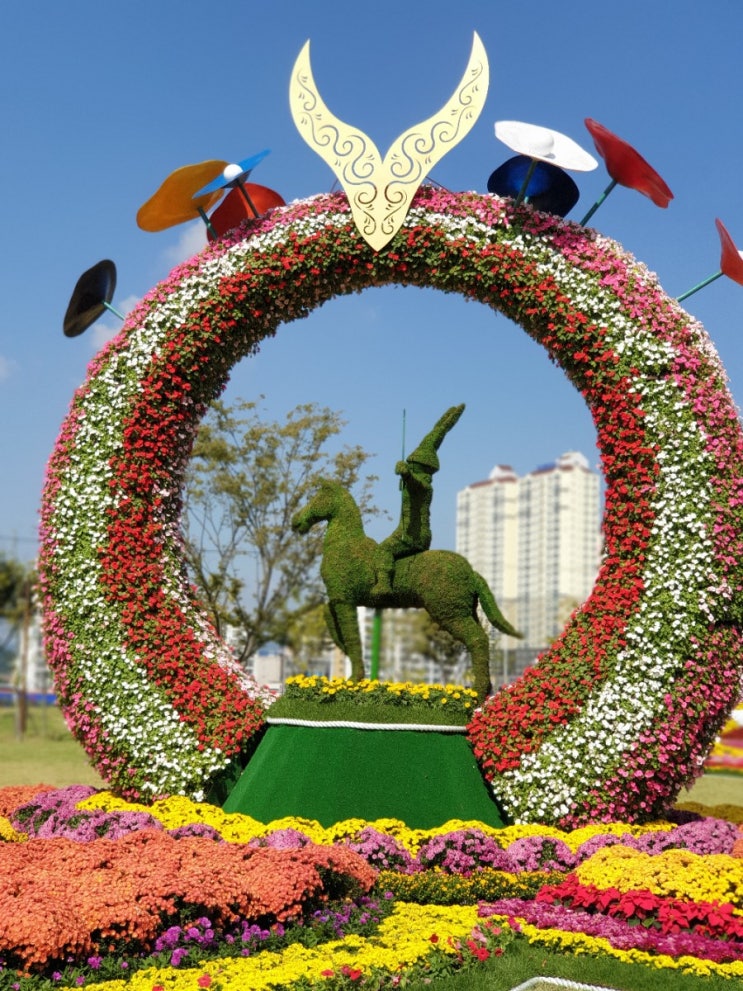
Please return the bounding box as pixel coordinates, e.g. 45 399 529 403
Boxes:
677 770 743 809
3 702 741 807
404 937 738 990
0 704 104 788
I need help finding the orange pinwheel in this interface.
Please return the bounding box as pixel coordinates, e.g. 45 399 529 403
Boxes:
136 160 227 233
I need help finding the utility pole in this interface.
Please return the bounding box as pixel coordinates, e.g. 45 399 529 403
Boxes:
14 577 31 741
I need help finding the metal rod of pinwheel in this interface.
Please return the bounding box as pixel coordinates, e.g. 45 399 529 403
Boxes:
194 149 272 218
677 219 743 302
63 260 123 338
369 408 407 682
492 121 597 210
580 119 673 226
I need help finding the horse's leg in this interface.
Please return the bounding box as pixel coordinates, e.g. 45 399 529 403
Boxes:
436 614 493 702
323 603 345 654
325 601 365 681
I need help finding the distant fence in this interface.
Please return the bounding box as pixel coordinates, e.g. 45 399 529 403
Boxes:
0 690 57 706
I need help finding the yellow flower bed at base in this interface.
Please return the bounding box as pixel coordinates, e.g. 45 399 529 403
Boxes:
576 845 743 907
79 903 478 991
78 791 675 853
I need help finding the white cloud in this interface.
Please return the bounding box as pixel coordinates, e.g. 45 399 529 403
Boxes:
162 221 208 267
89 321 120 351
0 355 17 381
89 294 140 352
118 294 141 314
84 222 206 354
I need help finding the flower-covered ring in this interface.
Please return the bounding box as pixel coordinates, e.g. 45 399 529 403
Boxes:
40 188 743 819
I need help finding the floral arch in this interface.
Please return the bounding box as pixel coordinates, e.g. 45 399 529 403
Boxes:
40 187 743 825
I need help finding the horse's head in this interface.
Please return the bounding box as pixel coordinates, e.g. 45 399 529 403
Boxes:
291 478 341 534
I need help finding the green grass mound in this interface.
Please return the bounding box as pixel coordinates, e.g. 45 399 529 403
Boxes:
268 676 478 728
267 697 471 727
223 724 506 829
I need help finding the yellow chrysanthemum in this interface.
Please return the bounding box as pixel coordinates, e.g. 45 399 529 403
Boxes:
80 903 479 991
577 846 743 908
0 816 27 843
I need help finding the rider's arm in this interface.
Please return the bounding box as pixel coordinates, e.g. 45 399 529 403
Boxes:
395 461 431 490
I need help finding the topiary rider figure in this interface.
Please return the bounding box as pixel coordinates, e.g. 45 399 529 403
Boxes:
371 404 465 596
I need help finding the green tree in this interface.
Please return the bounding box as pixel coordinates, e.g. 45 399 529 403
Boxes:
181 398 379 665
365 609 468 685
407 610 467 683
0 554 34 654
0 554 27 613
284 602 334 675
0 555 37 739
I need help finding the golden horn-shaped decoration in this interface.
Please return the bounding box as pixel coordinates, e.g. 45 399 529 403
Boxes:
290 32 489 251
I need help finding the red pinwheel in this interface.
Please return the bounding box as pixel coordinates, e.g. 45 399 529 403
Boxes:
717 218 743 285
580 118 673 224
207 182 286 241
678 219 743 302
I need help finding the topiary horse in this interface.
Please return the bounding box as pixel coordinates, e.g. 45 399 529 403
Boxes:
292 479 521 700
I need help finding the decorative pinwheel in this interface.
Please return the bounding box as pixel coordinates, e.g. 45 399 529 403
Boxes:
581 118 673 224
194 149 272 218
63 259 122 337
487 155 580 217
678 219 743 302
493 120 597 207
136 160 228 236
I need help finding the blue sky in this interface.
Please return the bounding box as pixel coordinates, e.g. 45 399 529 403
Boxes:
2 0 743 563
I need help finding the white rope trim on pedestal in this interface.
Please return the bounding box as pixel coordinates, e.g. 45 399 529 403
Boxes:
265 717 467 733
509 979 618 991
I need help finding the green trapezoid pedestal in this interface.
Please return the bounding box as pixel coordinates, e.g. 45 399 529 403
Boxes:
222 724 507 828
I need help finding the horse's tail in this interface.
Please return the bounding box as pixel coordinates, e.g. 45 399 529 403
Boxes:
474 571 523 639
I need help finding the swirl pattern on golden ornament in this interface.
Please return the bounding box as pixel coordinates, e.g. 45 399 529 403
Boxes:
289 33 488 249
